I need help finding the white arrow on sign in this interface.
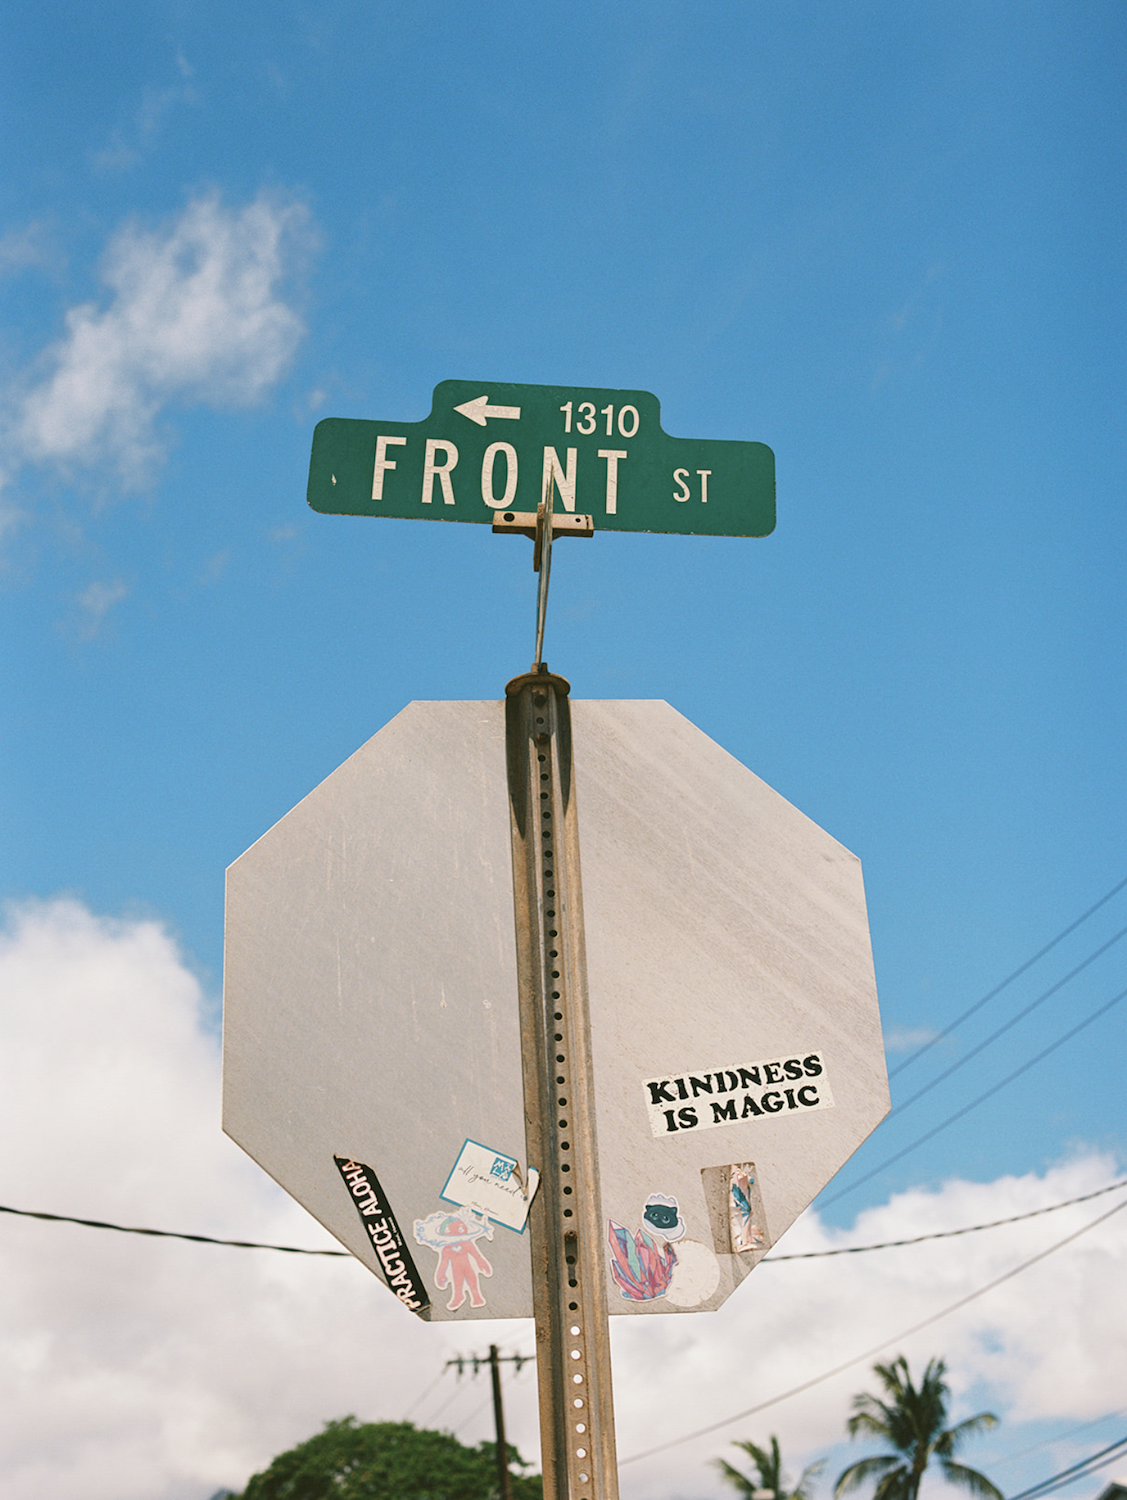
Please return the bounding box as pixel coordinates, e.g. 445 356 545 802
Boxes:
454 394 522 427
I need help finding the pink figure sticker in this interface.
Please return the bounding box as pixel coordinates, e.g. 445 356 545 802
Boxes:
413 1208 495 1311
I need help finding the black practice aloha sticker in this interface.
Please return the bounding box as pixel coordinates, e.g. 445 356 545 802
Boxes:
334 1156 431 1313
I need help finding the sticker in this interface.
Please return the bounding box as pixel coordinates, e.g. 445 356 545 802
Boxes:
607 1195 721 1307
333 1157 430 1313
440 1139 540 1232
414 1207 495 1312
665 1239 721 1307
642 1052 834 1136
728 1164 767 1253
642 1193 686 1242
607 1220 677 1301
701 1161 772 1260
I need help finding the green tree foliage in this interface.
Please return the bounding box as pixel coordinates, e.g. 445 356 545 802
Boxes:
834 1357 1002 1500
716 1435 824 1500
234 1416 543 1500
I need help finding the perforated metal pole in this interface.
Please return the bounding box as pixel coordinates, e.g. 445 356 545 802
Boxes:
505 667 619 1500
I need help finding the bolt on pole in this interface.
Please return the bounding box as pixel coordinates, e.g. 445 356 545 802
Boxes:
505 666 619 1500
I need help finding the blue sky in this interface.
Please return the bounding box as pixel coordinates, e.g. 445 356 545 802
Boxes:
1 4 1125 1500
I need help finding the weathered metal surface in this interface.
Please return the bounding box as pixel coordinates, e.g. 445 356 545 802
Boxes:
222 699 887 1322
505 670 618 1500
574 700 888 1314
222 702 532 1320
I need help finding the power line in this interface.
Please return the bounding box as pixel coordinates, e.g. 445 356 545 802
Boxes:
450 1391 498 1440
418 1373 473 1428
766 1176 1127 1260
987 1412 1127 1472
3 1177 1124 1263
3 900 1120 1261
5 1189 1121 1473
400 1367 449 1422
1004 1433 1127 1500
619 1190 1127 1466
0 1203 349 1254
819 982 1127 1209
890 875 1127 1079
890 926 1127 1118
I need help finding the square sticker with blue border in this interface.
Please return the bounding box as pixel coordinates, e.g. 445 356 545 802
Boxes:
440 1139 540 1232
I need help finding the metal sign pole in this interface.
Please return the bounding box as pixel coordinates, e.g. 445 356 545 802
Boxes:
505 667 619 1500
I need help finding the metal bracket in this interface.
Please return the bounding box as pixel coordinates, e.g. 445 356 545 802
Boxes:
492 509 595 570
494 480 595 669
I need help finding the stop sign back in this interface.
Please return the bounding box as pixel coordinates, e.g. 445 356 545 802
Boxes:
223 700 887 1320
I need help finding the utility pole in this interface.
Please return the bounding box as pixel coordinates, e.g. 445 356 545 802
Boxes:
489 1345 512 1500
446 1347 532 1500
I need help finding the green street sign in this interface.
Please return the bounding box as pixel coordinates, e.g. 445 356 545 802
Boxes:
308 379 775 537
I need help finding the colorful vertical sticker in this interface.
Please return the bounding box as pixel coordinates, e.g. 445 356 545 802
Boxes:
729 1163 767 1253
334 1156 430 1313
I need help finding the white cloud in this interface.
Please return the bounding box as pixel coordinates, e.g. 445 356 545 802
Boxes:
9 192 311 486
613 1162 1127 1500
197 549 231 585
71 578 130 639
0 221 63 279
882 1025 941 1053
0 494 28 551
91 76 199 173
0 896 1123 1500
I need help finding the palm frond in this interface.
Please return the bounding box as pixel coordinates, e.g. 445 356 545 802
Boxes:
934 1414 999 1459
937 1461 1003 1500
792 1460 826 1500
835 1455 900 1497
872 1467 915 1500
847 1399 898 1441
715 1436 783 1498
715 1459 757 1493
838 1356 999 1500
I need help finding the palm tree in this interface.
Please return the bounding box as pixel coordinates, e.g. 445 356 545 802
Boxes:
834 1356 1001 1500
717 1435 824 1500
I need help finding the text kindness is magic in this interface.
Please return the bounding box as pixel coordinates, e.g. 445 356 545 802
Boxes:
643 1053 834 1136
